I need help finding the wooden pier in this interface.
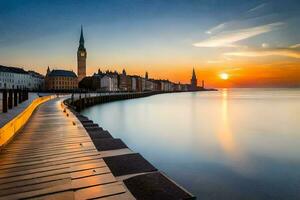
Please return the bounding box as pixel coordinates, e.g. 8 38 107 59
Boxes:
0 98 134 199
0 94 195 199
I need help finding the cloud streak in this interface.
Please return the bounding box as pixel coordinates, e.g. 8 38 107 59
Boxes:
290 44 300 49
224 48 300 59
247 3 267 13
206 23 226 34
194 22 283 48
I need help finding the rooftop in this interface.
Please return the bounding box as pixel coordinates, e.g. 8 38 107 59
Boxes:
48 69 77 78
0 65 28 74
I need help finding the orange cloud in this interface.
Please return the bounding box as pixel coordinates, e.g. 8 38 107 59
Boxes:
224 48 300 59
193 22 283 47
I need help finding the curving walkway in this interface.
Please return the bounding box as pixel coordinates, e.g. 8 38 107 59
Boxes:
0 98 133 200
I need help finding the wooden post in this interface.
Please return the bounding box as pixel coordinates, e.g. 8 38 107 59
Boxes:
25 89 28 100
18 89 22 103
14 89 18 107
8 89 13 109
2 89 8 113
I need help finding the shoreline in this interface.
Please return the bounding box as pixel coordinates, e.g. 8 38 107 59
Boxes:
66 90 216 112
64 91 203 199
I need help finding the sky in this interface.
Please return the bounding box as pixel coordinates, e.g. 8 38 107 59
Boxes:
0 0 300 87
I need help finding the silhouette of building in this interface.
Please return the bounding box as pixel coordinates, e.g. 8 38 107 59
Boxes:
77 26 87 82
190 68 197 90
45 68 77 90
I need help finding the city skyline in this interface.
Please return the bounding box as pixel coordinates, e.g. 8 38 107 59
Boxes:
0 0 300 87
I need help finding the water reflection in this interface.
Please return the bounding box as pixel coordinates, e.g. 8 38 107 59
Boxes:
218 88 236 155
82 89 300 200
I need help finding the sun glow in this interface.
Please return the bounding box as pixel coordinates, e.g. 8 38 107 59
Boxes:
220 73 229 80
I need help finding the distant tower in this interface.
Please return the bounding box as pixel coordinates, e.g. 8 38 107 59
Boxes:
46 66 50 75
191 68 197 90
77 26 87 82
145 71 148 80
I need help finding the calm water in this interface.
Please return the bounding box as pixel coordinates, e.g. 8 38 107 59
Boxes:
81 88 300 200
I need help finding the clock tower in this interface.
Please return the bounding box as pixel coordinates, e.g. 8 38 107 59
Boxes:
77 26 87 82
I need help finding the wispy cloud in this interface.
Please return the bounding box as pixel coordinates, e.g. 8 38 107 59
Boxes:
224 48 300 59
290 44 300 49
247 3 267 13
206 23 226 35
204 2 270 36
194 22 283 48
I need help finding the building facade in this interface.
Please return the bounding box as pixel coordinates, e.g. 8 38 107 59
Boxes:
100 74 118 92
45 68 78 90
77 26 87 82
119 69 128 91
28 71 45 90
0 65 44 90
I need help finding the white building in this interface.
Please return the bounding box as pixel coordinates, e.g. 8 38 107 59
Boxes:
100 74 118 92
141 78 146 91
0 65 44 90
131 76 137 91
28 71 44 90
161 80 173 91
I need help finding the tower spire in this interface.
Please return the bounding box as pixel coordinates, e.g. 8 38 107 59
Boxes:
190 67 197 90
192 67 196 78
79 25 84 47
77 25 87 82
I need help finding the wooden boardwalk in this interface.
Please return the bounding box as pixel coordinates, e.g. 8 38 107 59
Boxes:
0 98 134 200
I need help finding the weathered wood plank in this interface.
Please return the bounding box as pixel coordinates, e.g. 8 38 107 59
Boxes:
0 98 133 199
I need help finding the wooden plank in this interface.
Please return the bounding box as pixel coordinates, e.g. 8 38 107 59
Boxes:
0 98 133 200
95 192 135 200
28 191 75 200
0 155 104 179
0 150 100 167
0 152 102 170
1 175 119 200
74 183 126 200
0 178 71 196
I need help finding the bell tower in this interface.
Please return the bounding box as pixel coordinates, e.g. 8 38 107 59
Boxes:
77 26 87 82
191 68 197 90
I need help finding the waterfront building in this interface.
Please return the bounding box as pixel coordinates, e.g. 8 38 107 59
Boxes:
119 69 128 91
28 71 45 90
130 76 137 91
145 72 153 91
175 82 182 91
77 26 87 82
127 75 132 92
136 76 143 92
141 77 146 91
106 71 119 91
78 76 101 91
100 74 118 92
45 67 78 90
160 80 173 91
100 75 113 91
130 75 142 92
190 68 197 90
0 65 44 90
78 67 192 92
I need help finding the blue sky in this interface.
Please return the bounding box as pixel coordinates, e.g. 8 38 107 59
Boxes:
0 0 299 86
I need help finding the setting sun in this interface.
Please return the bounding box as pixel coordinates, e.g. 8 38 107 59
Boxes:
220 73 229 80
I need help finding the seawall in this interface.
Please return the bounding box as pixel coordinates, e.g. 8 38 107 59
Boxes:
64 91 196 199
